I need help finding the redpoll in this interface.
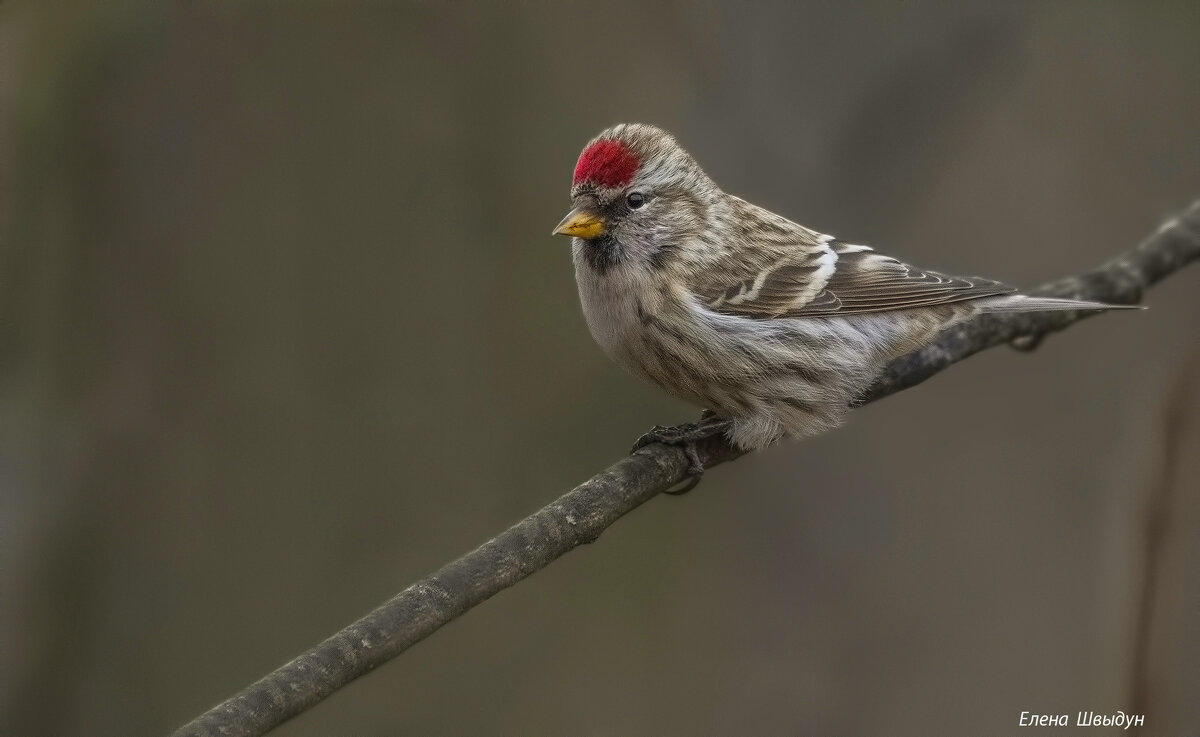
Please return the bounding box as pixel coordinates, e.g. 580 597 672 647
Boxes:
553 123 1131 463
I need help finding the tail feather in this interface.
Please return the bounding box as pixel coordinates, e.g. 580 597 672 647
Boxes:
979 294 1144 314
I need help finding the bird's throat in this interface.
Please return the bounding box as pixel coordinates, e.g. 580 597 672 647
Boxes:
578 234 624 275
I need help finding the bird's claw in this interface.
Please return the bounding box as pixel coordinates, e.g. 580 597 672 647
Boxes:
631 412 730 495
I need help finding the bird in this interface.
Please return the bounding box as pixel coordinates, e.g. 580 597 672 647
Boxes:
552 123 1133 476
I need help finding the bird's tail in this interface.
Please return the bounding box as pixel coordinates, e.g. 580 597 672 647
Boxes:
979 294 1144 314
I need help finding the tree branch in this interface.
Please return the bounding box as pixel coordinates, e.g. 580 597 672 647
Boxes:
171 200 1200 737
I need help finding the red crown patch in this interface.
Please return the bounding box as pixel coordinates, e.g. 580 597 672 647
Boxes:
573 140 640 188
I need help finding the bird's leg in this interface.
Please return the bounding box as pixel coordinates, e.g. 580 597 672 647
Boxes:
631 410 731 495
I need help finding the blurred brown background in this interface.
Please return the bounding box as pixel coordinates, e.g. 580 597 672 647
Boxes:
2 2 1199 735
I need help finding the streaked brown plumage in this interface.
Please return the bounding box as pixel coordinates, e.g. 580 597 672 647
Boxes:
554 123 1133 451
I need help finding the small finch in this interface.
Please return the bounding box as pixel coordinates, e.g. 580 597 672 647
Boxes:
553 123 1131 465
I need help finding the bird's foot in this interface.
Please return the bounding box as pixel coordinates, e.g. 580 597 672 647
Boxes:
631 410 731 495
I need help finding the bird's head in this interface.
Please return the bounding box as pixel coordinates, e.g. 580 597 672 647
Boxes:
553 124 716 269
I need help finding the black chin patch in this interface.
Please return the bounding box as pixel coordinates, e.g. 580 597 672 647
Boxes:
579 235 624 274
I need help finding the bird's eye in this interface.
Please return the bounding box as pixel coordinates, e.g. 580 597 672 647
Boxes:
626 191 646 209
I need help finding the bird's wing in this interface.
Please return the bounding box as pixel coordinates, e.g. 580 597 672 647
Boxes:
696 236 1016 319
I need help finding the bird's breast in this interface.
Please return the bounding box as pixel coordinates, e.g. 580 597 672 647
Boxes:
572 248 655 373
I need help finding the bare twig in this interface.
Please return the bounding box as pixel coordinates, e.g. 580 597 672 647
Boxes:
171 201 1200 737
1127 348 1200 736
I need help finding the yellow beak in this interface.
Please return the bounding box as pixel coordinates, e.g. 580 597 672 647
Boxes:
552 207 606 239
